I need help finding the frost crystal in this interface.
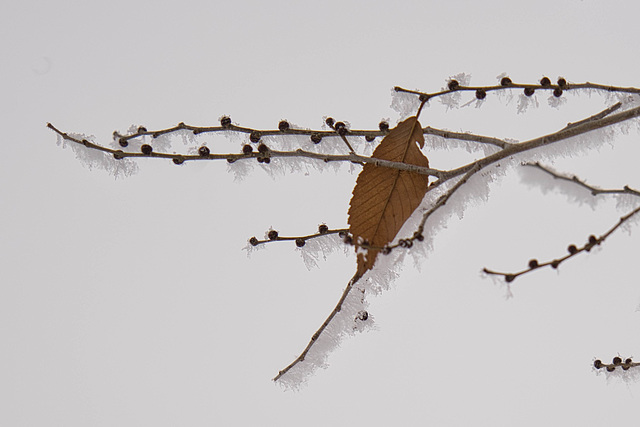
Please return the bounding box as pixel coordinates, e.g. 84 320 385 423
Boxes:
59 133 138 178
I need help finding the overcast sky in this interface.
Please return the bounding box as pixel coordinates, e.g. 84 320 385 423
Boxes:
3 0 640 425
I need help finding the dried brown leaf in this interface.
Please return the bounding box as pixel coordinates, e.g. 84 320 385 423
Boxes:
348 116 429 274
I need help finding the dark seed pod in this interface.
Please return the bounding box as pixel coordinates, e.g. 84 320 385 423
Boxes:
625 358 633 364
257 157 264 163
505 274 515 283
448 79 459 90
413 233 424 242
141 144 153 155
268 230 278 240
528 259 539 269
379 121 390 132
295 238 306 248
249 237 259 246
557 77 567 88
249 131 261 143
588 235 597 245
540 77 551 87
419 93 430 102
318 224 329 234
357 311 369 321
524 87 535 96
172 156 184 165
113 151 124 160
242 144 253 154
613 356 622 365
338 231 347 238
382 246 392 255
137 126 147 133
475 89 486 100
343 235 353 245
226 158 235 163
606 366 616 372
263 157 271 164
257 143 269 154
500 77 512 86
335 122 347 135
278 120 290 131
220 116 232 127
365 135 376 142
310 133 323 144
623 365 630 371
198 146 210 157
567 244 578 255
325 117 335 127
551 260 560 269
594 360 602 369
553 88 563 97
118 138 129 147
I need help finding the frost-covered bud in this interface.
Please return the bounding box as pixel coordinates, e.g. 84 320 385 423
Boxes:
258 143 269 154
338 230 347 238
118 138 128 147
137 126 147 133
553 88 563 97
249 237 259 246
249 131 261 143
419 93 430 102
263 157 271 164
242 144 253 154
475 89 486 100
295 238 305 247
325 117 335 127
588 235 597 245
528 259 539 269
625 358 633 364
220 116 232 127
335 121 347 135
257 157 264 163
310 133 323 144
594 359 603 369
357 311 369 321
448 79 459 90
382 246 392 255
141 144 153 155
172 156 184 165
399 239 413 248
613 356 622 365
500 77 512 86
505 274 515 283
268 230 279 240
524 87 535 96
567 244 578 254
540 77 551 87
557 77 567 88
278 120 290 131
318 224 329 234
343 235 353 245
379 121 389 132
113 151 124 160
606 366 616 372
365 135 376 142
413 232 424 242
551 260 560 269
198 146 210 157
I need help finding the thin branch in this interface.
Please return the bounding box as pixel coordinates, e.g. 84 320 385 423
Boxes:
248 228 348 247
593 356 640 372
523 162 640 197
394 80 640 102
273 270 363 382
483 202 640 282
564 102 622 129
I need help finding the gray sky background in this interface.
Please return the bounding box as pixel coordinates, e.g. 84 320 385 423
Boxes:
2 0 640 425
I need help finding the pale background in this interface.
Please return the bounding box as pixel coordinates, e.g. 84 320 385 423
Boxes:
2 0 640 425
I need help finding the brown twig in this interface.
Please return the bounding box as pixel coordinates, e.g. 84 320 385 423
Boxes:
593 356 639 372
483 165 640 282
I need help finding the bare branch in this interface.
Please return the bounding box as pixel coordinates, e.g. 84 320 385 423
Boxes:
273 270 363 382
248 227 348 248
